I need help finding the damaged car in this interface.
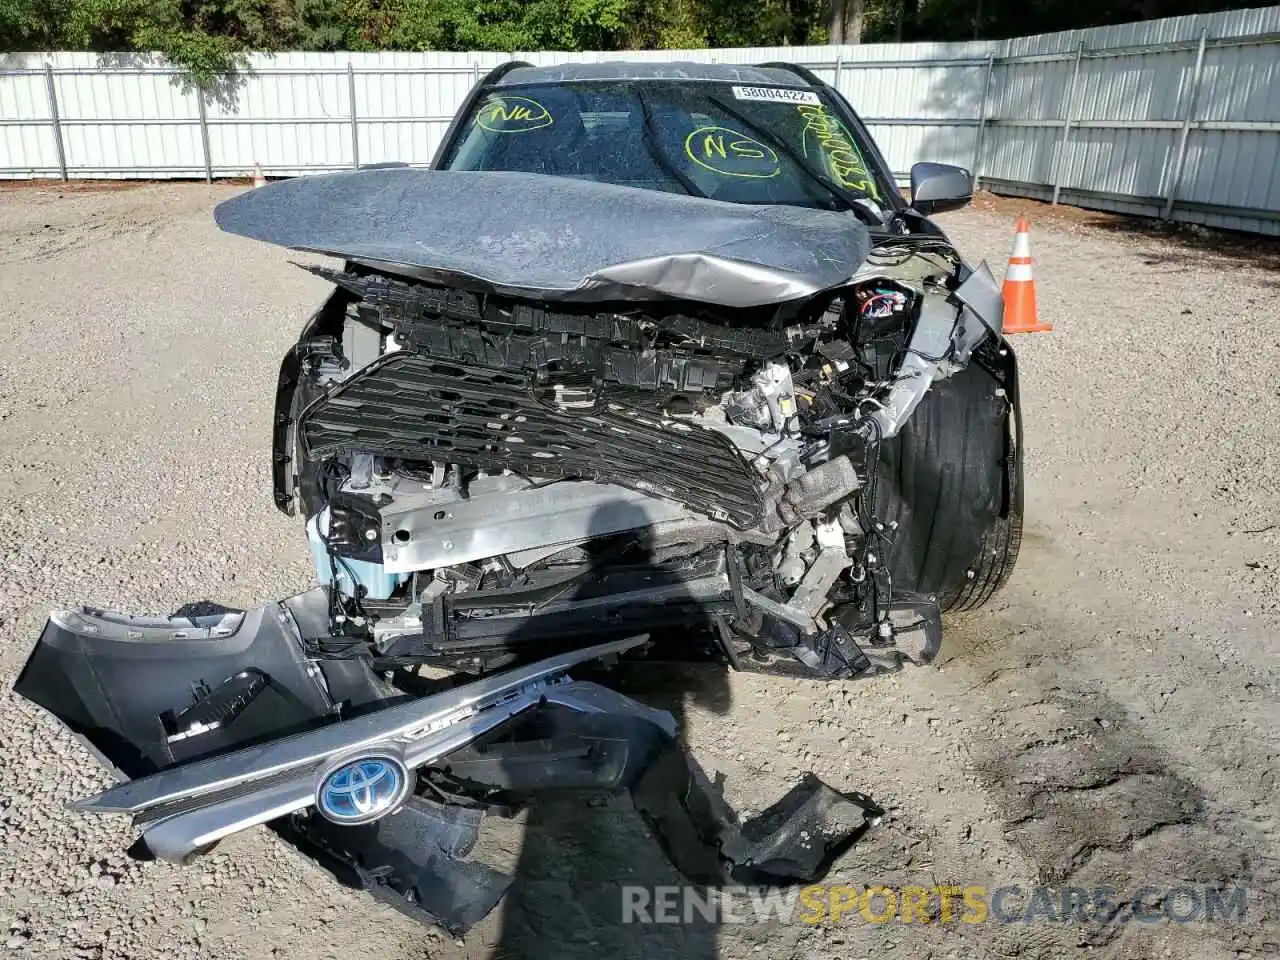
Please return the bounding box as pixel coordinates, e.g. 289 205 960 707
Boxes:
14 61 1037 933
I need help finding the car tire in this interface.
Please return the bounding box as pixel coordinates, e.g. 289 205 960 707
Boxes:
872 348 1023 612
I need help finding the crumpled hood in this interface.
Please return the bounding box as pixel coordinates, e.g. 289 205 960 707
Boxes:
213 168 872 308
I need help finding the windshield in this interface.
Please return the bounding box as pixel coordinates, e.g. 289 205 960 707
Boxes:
439 80 890 215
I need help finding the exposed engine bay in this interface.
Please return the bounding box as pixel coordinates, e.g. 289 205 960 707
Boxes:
276 226 1015 681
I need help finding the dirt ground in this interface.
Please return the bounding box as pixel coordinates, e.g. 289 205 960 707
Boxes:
0 183 1276 960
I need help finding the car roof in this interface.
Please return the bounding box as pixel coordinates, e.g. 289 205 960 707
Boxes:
493 61 812 88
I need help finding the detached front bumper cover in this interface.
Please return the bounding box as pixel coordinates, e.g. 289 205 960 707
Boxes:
15 590 883 934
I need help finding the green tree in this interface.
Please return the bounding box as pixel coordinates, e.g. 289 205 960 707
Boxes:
386 0 631 51
0 0 75 49
292 0 351 48
624 0 706 47
2 0 1268 88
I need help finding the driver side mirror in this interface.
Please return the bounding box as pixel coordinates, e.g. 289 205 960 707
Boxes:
909 162 974 215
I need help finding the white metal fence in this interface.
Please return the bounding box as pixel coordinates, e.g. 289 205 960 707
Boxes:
1 6 1278 233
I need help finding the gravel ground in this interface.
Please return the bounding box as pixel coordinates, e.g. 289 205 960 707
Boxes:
0 183 1277 960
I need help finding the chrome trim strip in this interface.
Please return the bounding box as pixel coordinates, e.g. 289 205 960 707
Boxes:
75 634 648 816
138 687 547 862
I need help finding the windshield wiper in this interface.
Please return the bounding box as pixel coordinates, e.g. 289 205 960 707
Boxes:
637 92 709 200
706 95 883 228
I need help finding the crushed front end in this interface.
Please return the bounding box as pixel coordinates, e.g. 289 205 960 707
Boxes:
256 172 1020 682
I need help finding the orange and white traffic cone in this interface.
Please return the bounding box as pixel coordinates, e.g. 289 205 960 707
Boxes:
1002 217 1052 334
252 161 266 188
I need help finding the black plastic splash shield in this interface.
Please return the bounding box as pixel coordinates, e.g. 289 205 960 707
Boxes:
278 797 513 936
434 702 885 887
630 729 885 886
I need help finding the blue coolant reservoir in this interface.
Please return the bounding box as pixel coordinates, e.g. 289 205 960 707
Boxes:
306 509 407 600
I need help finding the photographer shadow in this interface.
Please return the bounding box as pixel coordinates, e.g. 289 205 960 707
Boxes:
487 503 733 960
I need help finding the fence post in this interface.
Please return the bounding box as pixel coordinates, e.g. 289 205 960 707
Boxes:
971 53 995 185
347 63 360 169
1050 40 1085 205
196 87 213 183
833 56 844 93
43 63 68 181
472 61 481 84
1162 27 1209 221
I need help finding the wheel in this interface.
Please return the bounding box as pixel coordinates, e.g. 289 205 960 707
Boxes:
872 343 1023 612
